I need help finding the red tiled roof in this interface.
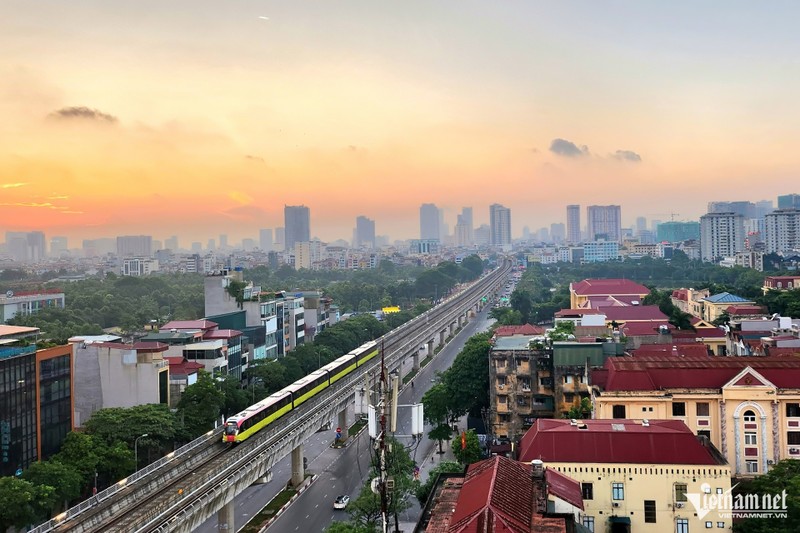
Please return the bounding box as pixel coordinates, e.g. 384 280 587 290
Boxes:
571 278 650 296
603 306 668 321
161 319 218 331
554 309 603 318
166 356 203 375
593 355 800 391
544 468 584 511
203 329 243 339
585 295 636 308
449 456 533 533
89 341 169 353
766 347 800 357
726 305 767 315
518 419 720 465
671 289 689 301
494 324 545 336
631 344 709 358
621 322 671 336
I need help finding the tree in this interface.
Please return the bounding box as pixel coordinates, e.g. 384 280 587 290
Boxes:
734 459 800 533
22 460 83 511
247 359 288 394
548 321 575 341
441 333 492 418
422 383 453 453
415 461 463 505
325 522 374 533
85 404 177 453
176 371 225 439
53 432 135 492
347 483 382 531
451 430 482 465
0 476 54 531
564 397 593 420
460 255 485 280
510 289 533 323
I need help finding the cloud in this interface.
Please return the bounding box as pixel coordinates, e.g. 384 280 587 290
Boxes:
549 138 589 157
612 149 642 162
220 204 268 222
0 202 67 210
48 106 118 124
1 182 27 188
244 155 265 163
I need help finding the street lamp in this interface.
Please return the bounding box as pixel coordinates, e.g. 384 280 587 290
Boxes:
134 433 148 469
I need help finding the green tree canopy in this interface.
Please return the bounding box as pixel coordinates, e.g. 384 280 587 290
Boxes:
176 371 225 439
0 476 54 531
451 429 482 465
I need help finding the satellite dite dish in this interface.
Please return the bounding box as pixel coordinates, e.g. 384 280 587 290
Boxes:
5 290 12 298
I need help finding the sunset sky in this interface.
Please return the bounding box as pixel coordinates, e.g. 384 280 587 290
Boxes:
2 1 799 245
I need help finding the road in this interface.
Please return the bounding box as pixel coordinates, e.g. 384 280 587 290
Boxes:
265 305 496 533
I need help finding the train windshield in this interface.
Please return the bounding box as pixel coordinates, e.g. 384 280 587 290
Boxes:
224 422 238 435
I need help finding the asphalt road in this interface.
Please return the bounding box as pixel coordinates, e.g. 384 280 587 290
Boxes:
265 305 496 533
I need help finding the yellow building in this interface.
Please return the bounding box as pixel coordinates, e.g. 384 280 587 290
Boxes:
519 419 732 533
592 355 800 477
569 278 650 309
701 292 756 323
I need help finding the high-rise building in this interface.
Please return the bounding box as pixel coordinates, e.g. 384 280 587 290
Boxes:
5 232 46 262
275 227 285 249
259 229 273 252
355 216 375 248
586 205 622 242
778 194 800 210
284 205 311 251
708 201 756 219
474 224 490 246
116 235 153 258
419 203 440 241
489 204 512 246
700 212 745 262
656 221 700 243
164 235 179 251
550 223 566 244
635 216 647 234
455 207 474 247
49 236 68 256
566 205 581 243
764 209 800 254
219 234 229 250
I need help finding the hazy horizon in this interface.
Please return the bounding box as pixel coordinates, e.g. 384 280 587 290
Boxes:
2 1 798 244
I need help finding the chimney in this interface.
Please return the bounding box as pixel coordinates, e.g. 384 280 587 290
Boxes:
531 459 544 479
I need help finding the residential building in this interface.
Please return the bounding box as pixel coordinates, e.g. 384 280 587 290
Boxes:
284 205 311 251
70 339 170 426
259 228 273 252
474 224 491 246
550 222 566 244
0 289 65 321
355 215 375 248
410 239 440 255
50 236 68 256
777 194 800 210
764 208 800 254
763 275 800 293
116 235 153 258
569 279 650 309
591 355 800 477
519 418 731 533
670 288 710 319
419 455 582 533
454 207 473 247
5 231 46 263
586 205 622 242
121 257 160 276
275 227 285 250
566 205 581 243
700 212 745 262
582 240 619 263
656 221 700 243
701 292 756 323
490 203 512 247
420 203 441 242
733 251 764 271
0 327 74 476
164 235 179 251
708 201 756 219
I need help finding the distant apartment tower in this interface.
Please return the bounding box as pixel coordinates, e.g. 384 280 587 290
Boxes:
586 205 622 242
489 204 512 246
454 207 474 246
474 224 490 246
50 236 68 256
764 209 800 254
284 205 310 251
708 201 756 219
5 231 46 262
550 223 566 244
355 216 375 248
778 194 800 210
656 221 701 243
274 227 285 250
566 205 581 243
117 235 153 257
259 228 273 252
419 203 440 241
164 235 179 251
700 212 745 262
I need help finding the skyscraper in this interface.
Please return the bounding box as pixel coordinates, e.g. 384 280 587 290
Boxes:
275 227 285 250
419 203 441 241
50 236 68 256
284 205 311 251
455 207 474 246
586 205 622 242
550 223 566 244
116 235 153 257
566 205 581 243
778 194 800 210
764 209 800 254
700 212 745 262
489 204 512 246
5 231 46 262
259 229 273 252
355 216 376 248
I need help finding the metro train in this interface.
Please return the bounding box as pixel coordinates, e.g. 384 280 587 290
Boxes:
223 341 379 444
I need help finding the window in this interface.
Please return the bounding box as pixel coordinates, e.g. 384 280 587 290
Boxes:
564 375 573 384
672 402 686 416
582 516 595 533
612 405 626 418
612 482 624 500
746 460 758 473
788 432 800 445
581 482 593 500
675 483 688 502
696 402 710 416
697 430 711 439
644 500 656 523
676 518 689 533
565 393 575 403
743 410 756 423
497 376 506 387
705 522 713 529
787 403 800 417
717 522 725 528
498 395 507 404
745 432 757 446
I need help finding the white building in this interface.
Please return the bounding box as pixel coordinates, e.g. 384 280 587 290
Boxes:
700 212 745 262
586 205 622 242
489 203 512 247
121 257 160 276
583 240 619 263
0 289 65 321
764 208 800 254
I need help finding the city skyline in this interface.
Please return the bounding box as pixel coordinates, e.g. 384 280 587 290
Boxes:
2 3 800 242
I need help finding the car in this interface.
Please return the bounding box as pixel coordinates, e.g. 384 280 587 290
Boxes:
334 495 350 510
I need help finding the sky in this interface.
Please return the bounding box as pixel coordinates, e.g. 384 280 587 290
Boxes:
2 1 799 246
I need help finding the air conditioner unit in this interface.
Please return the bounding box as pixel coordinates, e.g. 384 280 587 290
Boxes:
675 502 685 509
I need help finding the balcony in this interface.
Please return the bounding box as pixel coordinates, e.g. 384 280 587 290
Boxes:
496 400 509 413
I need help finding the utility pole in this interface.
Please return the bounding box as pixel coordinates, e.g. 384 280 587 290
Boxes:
378 340 389 533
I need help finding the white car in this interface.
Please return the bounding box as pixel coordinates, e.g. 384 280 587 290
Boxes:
334 495 350 510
